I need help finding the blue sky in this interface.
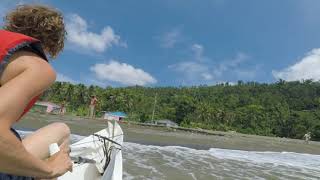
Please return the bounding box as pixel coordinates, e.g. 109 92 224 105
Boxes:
2 0 320 87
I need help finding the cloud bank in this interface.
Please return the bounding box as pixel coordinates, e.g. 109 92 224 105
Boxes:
90 60 157 86
66 14 126 53
273 48 320 81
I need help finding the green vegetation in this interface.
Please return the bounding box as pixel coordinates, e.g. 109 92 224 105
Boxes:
41 80 320 141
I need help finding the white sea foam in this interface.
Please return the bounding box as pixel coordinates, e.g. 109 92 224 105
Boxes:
208 148 320 170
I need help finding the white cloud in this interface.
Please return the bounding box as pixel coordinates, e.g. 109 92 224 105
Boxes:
213 52 249 76
169 60 227 84
201 72 213 80
272 48 320 81
90 60 157 86
169 44 214 83
169 43 255 84
191 44 203 60
56 73 77 84
160 28 182 48
66 14 126 53
192 43 205 61
169 61 210 81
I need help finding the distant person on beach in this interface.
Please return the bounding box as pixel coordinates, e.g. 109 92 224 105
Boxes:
304 132 311 144
59 99 67 116
0 4 72 179
89 95 98 119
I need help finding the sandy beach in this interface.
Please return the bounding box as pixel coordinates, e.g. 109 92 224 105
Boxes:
15 112 320 155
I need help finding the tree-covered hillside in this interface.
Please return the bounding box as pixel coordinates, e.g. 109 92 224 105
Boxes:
41 80 320 141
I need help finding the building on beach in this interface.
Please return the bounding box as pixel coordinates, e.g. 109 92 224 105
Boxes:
33 101 61 114
103 111 127 121
155 119 178 127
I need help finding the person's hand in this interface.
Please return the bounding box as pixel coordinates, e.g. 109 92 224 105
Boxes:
46 149 73 178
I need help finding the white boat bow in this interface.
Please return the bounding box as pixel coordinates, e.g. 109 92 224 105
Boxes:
59 120 123 180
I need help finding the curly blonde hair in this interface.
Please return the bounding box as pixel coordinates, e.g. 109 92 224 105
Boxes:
3 4 66 58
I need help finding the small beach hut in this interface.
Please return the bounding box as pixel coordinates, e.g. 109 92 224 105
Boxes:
33 101 61 114
103 111 127 121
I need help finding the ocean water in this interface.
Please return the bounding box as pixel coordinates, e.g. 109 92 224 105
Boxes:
123 142 320 180
18 131 320 180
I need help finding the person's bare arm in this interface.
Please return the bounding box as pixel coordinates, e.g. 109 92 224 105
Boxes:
0 51 72 178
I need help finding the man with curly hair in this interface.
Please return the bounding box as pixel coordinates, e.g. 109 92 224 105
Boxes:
0 4 72 179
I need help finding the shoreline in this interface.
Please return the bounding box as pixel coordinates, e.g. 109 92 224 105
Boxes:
123 121 320 145
16 112 320 155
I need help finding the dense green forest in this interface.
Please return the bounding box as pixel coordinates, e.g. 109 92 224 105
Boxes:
41 80 320 141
